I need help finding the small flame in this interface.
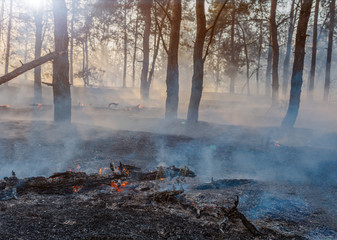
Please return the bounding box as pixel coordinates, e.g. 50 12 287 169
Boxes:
76 164 81 170
110 181 129 192
72 185 83 193
99 167 109 175
160 178 164 181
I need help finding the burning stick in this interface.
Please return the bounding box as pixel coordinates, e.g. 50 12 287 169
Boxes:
221 196 260 236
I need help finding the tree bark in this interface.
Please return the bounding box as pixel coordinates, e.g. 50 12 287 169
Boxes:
0 52 64 86
140 0 152 100
239 23 250 95
265 39 272 96
270 0 279 104
324 0 335 101
187 0 206 123
34 5 43 103
229 6 236 94
256 21 263 95
282 0 313 128
4 0 13 76
123 4 127 88
70 0 75 86
132 11 139 88
282 0 296 96
52 0 71 122
0 0 4 43
308 0 319 99
165 0 181 120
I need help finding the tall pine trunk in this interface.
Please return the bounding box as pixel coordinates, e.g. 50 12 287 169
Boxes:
165 0 181 120
270 0 279 104
187 0 206 123
132 12 139 88
265 40 272 96
123 5 127 88
0 0 4 43
52 0 71 122
140 0 151 99
4 0 13 76
229 6 236 94
70 0 75 86
256 21 263 95
324 0 335 101
282 0 313 128
282 0 296 96
308 0 319 99
34 5 43 103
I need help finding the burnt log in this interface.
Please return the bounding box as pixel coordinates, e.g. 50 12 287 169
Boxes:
221 196 261 236
0 51 65 86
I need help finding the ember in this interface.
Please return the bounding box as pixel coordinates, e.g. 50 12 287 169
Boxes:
72 185 83 193
110 180 128 192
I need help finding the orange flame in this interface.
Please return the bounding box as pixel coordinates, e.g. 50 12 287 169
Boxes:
110 181 129 192
99 167 109 175
76 164 81 170
72 185 83 193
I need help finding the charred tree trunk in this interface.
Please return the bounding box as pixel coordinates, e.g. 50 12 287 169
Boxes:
24 33 29 82
239 23 250 95
229 6 236 94
140 0 152 100
123 5 127 88
187 0 206 123
270 0 279 104
4 0 13 76
282 0 296 96
132 12 139 88
70 0 75 86
52 0 71 122
256 21 263 95
308 0 319 99
165 0 181 120
265 40 272 96
0 0 4 42
34 5 43 103
324 0 335 101
82 43 86 86
148 3 168 93
282 0 313 128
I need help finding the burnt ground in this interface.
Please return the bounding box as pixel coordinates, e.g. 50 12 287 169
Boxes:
0 105 337 239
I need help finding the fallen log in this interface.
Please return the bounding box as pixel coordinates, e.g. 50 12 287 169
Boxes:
0 51 65 86
221 196 261 236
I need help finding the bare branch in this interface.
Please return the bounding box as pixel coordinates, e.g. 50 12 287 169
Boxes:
203 0 229 61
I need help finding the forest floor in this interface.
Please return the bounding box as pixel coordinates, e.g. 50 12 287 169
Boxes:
0 86 337 239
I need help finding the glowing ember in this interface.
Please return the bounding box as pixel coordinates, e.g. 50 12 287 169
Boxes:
110 180 128 192
72 185 83 193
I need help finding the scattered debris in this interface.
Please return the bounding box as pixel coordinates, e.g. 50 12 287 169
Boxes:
149 190 184 203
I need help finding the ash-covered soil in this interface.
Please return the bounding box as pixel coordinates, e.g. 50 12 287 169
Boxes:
0 119 337 239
